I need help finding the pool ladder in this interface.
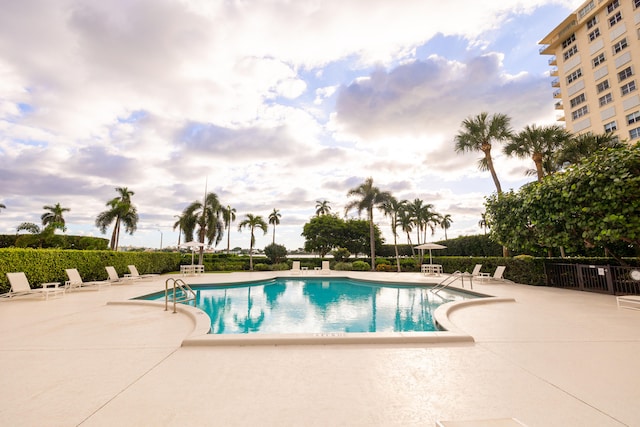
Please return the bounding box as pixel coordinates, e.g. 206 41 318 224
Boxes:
164 277 197 313
431 271 462 294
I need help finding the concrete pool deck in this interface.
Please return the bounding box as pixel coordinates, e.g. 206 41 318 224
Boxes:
1 271 639 426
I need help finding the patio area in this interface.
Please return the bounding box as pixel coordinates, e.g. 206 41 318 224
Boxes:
1 271 638 426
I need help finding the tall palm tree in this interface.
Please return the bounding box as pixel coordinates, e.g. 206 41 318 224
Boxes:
41 203 70 231
398 209 415 256
478 212 490 235
182 192 224 264
95 187 138 251
315 200 332 216
440 214 453 240
0 203 5 212
344 177 391 271
504 124 571 181
407 199 437 246
382 196 407 272
238 214 268 271
223 205 237 254
268 208 281 244
454 112 512 194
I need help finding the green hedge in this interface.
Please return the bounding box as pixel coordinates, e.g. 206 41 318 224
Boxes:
0 234 109 250
0 249 181 293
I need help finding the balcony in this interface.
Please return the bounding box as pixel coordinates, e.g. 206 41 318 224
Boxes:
553 90 562 98
548 57 557 66
555 101 564 110
550 68 559 76
556 115 566 121
551 78 560 88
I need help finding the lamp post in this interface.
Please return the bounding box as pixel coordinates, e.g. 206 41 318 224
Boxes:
158 229 163 250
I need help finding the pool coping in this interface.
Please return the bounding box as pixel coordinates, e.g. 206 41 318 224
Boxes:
110 281 516 346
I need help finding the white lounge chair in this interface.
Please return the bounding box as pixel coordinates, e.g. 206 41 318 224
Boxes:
105 266 134 284
291 261 301 275
479 266 507 282
65 268 110 291
126 265 158 280
320 261 330 275
2 272 64 300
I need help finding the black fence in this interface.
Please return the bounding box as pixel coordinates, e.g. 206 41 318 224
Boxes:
545 263 640 295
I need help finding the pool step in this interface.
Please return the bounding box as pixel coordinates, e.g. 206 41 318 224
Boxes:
617 295 640 310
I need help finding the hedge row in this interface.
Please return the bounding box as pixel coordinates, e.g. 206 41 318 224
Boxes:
0 248 181 293
0 234 109 250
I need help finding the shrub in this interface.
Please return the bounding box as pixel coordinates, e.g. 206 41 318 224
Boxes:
331 247 351 262
376 263 394 272
333 262 353 271
271 262 291 271
254 263 271 271
352 260 370 271
264 243 287 264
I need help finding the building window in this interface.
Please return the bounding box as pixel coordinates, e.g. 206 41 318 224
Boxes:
597 79 610 93
606 0 620 13
570 93 586 108
567 68 583 84
592 53 606 67
599 93 613 106
608 11 622 26
579 1 595 18
618 67 633 82
627 111 640 125
563 45 578 61
613 38 627 54
586 16 598 29
572 106 589 120
589 28 601 41
630 127 640 140
604 121 618 132
562 33 576 49
621 81 637 95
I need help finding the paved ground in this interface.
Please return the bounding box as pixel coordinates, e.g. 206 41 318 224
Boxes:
1 271 639 427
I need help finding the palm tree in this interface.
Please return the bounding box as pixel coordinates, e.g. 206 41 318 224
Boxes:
182 192 224 264
238 214 268 271
95 187 138 251
344 177 391 271
41 203 70 232
223 205 237 254
454 112 512 194
315 200 332 216
268 208 281 244
555 131 622 168
478 212 490 235
17 222 41 234
398 209 415 256
440 214 453 240
504 124 571 181
382 196 407 272
0 203 5 212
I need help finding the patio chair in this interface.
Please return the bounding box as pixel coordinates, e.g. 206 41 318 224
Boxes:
65 268 110 291
320 261 330 275
126 265 158 280
291 261 301 275
2 272 64 300
479 266 507 282
105 266 134 284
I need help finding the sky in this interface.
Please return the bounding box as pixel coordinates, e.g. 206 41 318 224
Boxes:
0 0 586 252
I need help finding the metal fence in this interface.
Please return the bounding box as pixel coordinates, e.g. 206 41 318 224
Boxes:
544 263 640 295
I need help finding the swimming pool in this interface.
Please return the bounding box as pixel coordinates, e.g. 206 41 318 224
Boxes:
138 277 482 335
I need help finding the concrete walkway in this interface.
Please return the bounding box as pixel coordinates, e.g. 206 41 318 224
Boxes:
1 272 639 426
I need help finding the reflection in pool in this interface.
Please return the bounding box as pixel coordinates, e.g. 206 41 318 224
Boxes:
139 277 481 334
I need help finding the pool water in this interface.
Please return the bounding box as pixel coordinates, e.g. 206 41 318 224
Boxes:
140 277 480 335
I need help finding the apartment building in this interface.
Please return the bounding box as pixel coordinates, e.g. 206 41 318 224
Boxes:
539 0 640 141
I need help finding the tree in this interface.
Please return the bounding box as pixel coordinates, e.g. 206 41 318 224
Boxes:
504 124 571 181
343 218 383 257
555 131 622 169
17 222 41 234
264 243 287 264
382 196 406 272
95 187 138 251
41 203 70 232
345 177 391 271
223 205 237 254
182 192 224 264
0 203 5 212
315 200 332 216
398 208 414 256
238 214 268 270
268 208 281 245
454 112 512 194
478 212 490 235
440 214 453 240
301 214 345 257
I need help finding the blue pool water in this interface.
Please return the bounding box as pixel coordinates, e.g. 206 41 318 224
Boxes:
139 277 481 335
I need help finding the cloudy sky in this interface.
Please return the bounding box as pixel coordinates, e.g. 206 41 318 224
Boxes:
0 0 584 251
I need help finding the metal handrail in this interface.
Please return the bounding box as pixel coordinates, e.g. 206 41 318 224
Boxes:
165 277 197 313
431 271 462 294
